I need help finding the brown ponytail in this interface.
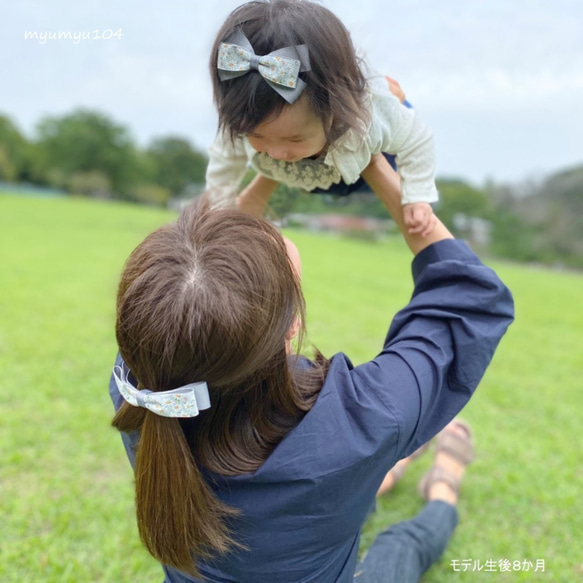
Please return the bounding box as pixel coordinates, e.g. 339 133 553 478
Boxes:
113 405 238 575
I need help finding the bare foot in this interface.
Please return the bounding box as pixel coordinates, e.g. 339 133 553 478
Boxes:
377 458 411 497
377 440 432 497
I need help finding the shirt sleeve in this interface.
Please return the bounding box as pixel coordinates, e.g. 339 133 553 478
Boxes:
366 78 439 205
205 130 250 209
351 239 514 459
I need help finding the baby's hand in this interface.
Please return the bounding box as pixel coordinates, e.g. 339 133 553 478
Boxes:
403 202 437 237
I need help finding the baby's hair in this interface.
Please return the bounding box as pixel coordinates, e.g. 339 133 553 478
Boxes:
112 197 328 575
210 0 369 144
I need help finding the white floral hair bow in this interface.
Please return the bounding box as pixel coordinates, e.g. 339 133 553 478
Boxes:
113 365 211 418
217 30 311 104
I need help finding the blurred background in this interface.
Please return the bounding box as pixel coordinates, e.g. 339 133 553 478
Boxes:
2 0 583 266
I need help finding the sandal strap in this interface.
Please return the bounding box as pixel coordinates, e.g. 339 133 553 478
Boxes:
435 421 475 466
417 465 462 501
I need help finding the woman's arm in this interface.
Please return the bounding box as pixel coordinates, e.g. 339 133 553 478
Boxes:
361 153 452 254
351 235 514 460
358 152 514 459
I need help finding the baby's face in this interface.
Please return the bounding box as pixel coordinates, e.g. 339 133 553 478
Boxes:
246 96 327 163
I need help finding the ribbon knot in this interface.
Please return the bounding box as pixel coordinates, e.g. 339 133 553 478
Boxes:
135 389 152 409
248 53 261 70
217 30 311 104
113 365 211 418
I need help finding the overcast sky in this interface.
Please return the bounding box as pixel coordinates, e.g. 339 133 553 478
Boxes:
3 0 583 185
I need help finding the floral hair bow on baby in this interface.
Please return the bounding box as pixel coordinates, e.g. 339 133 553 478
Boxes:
113 364 211 418
217 30 311 104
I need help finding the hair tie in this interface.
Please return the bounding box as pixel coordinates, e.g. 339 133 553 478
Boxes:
113 365 211 418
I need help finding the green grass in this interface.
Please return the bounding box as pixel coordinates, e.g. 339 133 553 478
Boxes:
1 194 581 582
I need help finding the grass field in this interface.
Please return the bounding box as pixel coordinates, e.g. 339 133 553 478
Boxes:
1 194 581 582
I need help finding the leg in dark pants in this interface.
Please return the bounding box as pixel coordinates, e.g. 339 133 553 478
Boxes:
353 501 458 583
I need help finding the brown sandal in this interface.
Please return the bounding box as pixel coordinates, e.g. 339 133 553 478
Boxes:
417 419 474 500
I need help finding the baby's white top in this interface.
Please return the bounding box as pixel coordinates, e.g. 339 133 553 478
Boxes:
205 73 438 208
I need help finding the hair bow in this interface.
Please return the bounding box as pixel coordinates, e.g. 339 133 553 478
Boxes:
217 30 311 104
113 365 211 418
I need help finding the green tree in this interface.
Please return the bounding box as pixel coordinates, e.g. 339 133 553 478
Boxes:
509 165 583 267
489 211 540 262
33 108 140 197
0 114 28 182
146 137 207 197
435 178 492 230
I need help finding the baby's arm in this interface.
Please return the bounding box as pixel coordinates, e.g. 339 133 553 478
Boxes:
384 83 437 237
362 157 437 238
205 131 250 209
366 77 439 235
361 154 451 253
206 131 279 215
237 174 279 216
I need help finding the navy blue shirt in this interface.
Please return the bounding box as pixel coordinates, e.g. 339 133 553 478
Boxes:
109 239 514 583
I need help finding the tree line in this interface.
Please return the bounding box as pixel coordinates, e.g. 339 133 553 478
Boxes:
0 109 208 206
2 108 582 268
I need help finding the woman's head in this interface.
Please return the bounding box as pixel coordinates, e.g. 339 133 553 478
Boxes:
112 199 327 574
116 199 303 396
210 0 369 147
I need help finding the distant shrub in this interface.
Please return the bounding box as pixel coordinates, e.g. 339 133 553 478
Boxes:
128 183 172 207
68 171 111 198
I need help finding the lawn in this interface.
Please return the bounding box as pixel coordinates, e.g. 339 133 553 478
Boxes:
1 194 581 582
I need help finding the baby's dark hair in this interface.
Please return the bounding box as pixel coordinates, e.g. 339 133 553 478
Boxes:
210 0 369 144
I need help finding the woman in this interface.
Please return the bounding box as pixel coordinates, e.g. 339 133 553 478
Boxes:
109 155 514 582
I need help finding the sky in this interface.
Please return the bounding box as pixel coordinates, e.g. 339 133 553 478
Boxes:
3 0 583 185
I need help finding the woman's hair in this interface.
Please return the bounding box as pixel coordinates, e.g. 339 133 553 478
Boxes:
210 0 369 144
112 199 328 575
